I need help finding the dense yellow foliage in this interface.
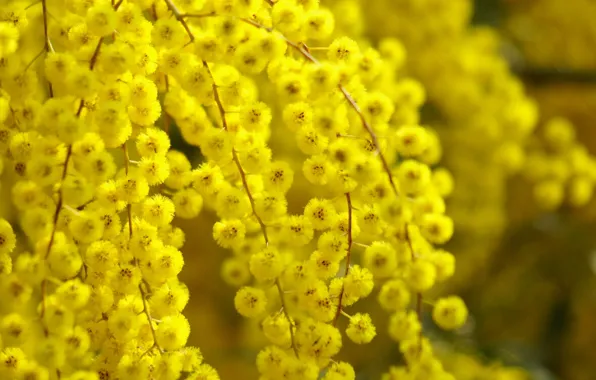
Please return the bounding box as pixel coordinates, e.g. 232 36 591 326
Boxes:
0 0 593 379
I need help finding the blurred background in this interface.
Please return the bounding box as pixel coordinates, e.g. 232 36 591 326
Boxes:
176 1 596 379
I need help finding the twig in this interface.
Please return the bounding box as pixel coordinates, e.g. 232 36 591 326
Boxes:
139 281 164 355
275 279 298 358
122 144 133 237
41 0 54 96
332 193 353 326
404 224 423 355
163 75 170 135
40 145 72 333
41 30 105 328
202 60 269 245
163 0 195 42
25 49 45 72
180 12 217 18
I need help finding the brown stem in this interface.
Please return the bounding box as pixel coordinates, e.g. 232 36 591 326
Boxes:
275 279 298 358
203 60 269 245
40 145 72 333
139 281 164 354
163 0 195 42
122 144 133 237
180 12 216 18
41 0 54 96
404 224 423 354
332 193 353 326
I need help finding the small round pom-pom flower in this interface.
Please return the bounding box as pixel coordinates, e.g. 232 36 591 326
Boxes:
192 163 224 195
304 198 337 230
432 296 468 330
303 154 333 186
272 0 305 35
362 92 394 124
396 159 432 195
305 8 335 40
283 102 313 131
152 18 186 48
143 195 175 227
37 336 66 369
264 160 294 194
139 156 171 186
405 260 436 292
0 23 19 59
0 218 16 255
117 172 150 204
534 179 565 210
296 125 329 155
254 192 287 223
395 125 429 157
283 215 314 246
55 279 91 310
256 345 290 378
234 286 268 318
429 250 455 282
262 313 291 347
419 213 454 245
47 243 83 280
136 127 171 157
317 231 347 261
0 347 26 375
213 219 246 248
221 258 251 287
250 247 284 282
69 212 105 244
363 241 397 278
323 361 355 380
328 36 361 65
173 189 203 219
432 168 454 197
378 279 411 311
388 310 421 342
346 313 376 344
344 265 374 300
308 251 340 279
156 314 191 351
86 2 117 36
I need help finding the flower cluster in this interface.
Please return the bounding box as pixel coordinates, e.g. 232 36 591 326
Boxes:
506 0 596 70
0 0 217 378
0 0 535 378
523 117 596 210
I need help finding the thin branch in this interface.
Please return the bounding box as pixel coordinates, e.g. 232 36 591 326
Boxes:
122 144 133 237
41 0 52 53
203 60 269 245
193 31 298 359
275 279 298 358
25 0 41 10
139 281 164 355
180 12 216 18
25 49 45 72
232 151 269 244
404 224 423 355
163 75 170 135
41 0 54 96
40 145 72 333
202 62 228 130
41 31 106 329
333 193 353 326
163 0 195 42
